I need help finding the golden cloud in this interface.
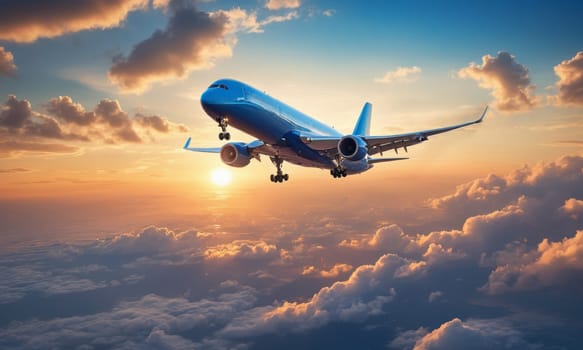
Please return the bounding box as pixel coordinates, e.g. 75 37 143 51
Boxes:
459 51 538 112
0 0 148 43
553 51 583 106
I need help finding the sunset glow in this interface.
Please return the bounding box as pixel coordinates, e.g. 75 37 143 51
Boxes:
210 167 232 187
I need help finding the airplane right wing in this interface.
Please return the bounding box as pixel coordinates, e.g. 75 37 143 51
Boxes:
298 106 487 157
364 106 487 156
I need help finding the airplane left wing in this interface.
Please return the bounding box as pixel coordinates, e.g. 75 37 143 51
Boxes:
183 137 271 161
183 137 221 153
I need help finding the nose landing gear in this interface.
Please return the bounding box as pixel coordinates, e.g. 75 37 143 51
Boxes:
218 117 230 140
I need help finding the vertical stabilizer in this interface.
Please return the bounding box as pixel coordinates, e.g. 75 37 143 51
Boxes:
352 102 372 136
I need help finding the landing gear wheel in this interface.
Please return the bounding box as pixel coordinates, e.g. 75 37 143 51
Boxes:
217 117 229 140
270 156 289 183
330 167 347 179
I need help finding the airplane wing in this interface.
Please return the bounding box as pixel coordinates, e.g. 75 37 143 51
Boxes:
183 137 272 160
300 106 487 156
183 137 221 153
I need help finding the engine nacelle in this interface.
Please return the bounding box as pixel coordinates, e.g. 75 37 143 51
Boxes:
220 142 251 167
338 135 368 161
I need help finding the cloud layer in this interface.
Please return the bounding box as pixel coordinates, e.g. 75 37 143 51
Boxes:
459 51 538 112
1 154 581 349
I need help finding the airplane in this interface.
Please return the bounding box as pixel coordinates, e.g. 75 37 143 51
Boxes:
184 78 487 183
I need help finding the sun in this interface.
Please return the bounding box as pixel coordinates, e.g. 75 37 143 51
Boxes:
210 167 232 187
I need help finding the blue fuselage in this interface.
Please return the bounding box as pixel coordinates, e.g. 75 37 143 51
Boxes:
201 79 351 170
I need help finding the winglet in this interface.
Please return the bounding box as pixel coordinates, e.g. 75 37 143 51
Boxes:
183 137 192 149
353 102 372 136
476 106 488 123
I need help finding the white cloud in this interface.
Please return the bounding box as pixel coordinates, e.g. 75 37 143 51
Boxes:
0 290 257 349
483 230 583 294
407 318 538 350
204 240 278 260
221 254 405 337
374 66 421 84
265 0 301 10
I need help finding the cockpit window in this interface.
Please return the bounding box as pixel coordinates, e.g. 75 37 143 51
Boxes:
208 83 229 90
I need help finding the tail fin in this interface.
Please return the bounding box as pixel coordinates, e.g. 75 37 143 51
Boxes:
352 102 372 136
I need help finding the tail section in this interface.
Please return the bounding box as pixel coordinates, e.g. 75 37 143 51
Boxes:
352 102 372 136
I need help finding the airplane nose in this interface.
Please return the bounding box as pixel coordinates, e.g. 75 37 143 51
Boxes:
200 89 221 117
200 89 213 107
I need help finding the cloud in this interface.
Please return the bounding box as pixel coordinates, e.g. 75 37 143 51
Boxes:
322 9 335 17
458 51 538 112
91 226 200 256
401 318 538 350
301 263 353 278
552 51 583 106
427 291 443 303
221 254 405 337
0 95 75 141
559 198 583 219
265 0 301 10
374 66 421 84
45 96 97 126
0 140 79 158
339 224 416 254
483 230 583 294
429 155 583 215
109 1 298 92
0 47 17 77
0 290 257 349
0 167 31 174
214 8 298 34
109 1 230 93
204 240 279 260
135 114 189 133
0 0 148 43
0 94 187 155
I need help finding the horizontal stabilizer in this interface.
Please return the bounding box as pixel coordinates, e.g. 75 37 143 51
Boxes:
368 157 408 164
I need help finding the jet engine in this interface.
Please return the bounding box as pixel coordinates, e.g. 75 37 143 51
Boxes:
338 135 368 161
220 142 251 167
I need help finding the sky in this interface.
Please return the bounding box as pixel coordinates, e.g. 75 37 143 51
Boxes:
0 0 582 349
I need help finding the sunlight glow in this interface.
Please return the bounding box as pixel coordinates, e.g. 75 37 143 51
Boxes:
210 167 232 187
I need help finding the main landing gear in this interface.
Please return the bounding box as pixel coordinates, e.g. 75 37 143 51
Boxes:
330 155 347 178
270 156 289 183
330 167 347 178
218 117 230 140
